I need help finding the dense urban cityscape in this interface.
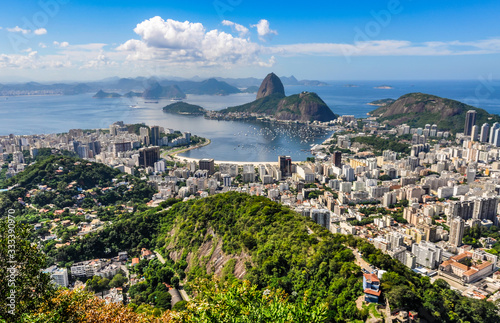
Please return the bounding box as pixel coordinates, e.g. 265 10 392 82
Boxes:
3 106 500 321
2 1 500 322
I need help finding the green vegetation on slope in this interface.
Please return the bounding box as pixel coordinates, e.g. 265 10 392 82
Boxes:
221 93 285 114
59 192 500 322
221 91 337 122
0 155 155 216
51 192 364 321
370 92 500 133
2 188 500 322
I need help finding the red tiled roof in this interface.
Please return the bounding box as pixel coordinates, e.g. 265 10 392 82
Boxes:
464 268 478 277
364 289 382 296
440 260 453 267
451 262 469 271
363 273 380 283
475 261 493 270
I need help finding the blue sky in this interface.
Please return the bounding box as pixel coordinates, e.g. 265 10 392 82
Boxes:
1 0 500 82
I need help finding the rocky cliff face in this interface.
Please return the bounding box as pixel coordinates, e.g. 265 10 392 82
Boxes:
256 72 286 99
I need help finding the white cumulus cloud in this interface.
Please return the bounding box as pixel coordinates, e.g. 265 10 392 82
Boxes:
5 26 46 36
117 16 274 68
53 41 69 48
221 20 249 38
7 26 31 34
251 19 278 41
34 28 47 35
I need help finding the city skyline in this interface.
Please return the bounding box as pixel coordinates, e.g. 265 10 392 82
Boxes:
1 0 500 82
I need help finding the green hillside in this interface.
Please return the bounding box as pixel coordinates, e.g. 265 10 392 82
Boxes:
46 192 500 322
369 93 500 133
222 93 285 114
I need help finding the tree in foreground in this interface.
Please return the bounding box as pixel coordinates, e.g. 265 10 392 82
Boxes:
17 278 329 323
0 218 55 322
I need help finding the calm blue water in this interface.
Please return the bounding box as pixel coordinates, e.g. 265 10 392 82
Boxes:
1 80 499 161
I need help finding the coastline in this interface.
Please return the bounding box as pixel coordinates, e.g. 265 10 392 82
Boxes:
164 138 212 158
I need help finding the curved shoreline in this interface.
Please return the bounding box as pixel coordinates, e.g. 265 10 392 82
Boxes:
166 138 212 157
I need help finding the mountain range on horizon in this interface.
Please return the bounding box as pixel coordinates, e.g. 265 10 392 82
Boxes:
0 75 329 97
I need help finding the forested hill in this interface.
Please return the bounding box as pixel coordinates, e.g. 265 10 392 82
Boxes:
50 192 500 322
0 155 155 216
369 92 500 133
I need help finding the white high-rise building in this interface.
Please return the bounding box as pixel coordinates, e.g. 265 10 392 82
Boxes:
342 165 355 182
449 217 465 247
471 125 479 141
490 122 500 145
411 241 443 269
43 266 69 287
480 123 489 143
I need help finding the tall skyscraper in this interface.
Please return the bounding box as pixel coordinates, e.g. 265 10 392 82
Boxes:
139 146 160 167
473 197 498 221
150 126 160 146
199 158 215 175
480 123 489 143
333 151 342 167
449 217 465 247
279 155 292 177
464 110 476 136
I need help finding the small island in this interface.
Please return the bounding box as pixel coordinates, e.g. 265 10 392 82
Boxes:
374 85 394 89
162 102 206 115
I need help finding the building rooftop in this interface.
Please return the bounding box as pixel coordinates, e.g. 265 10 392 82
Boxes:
364 288 382 296
363 273 380 283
